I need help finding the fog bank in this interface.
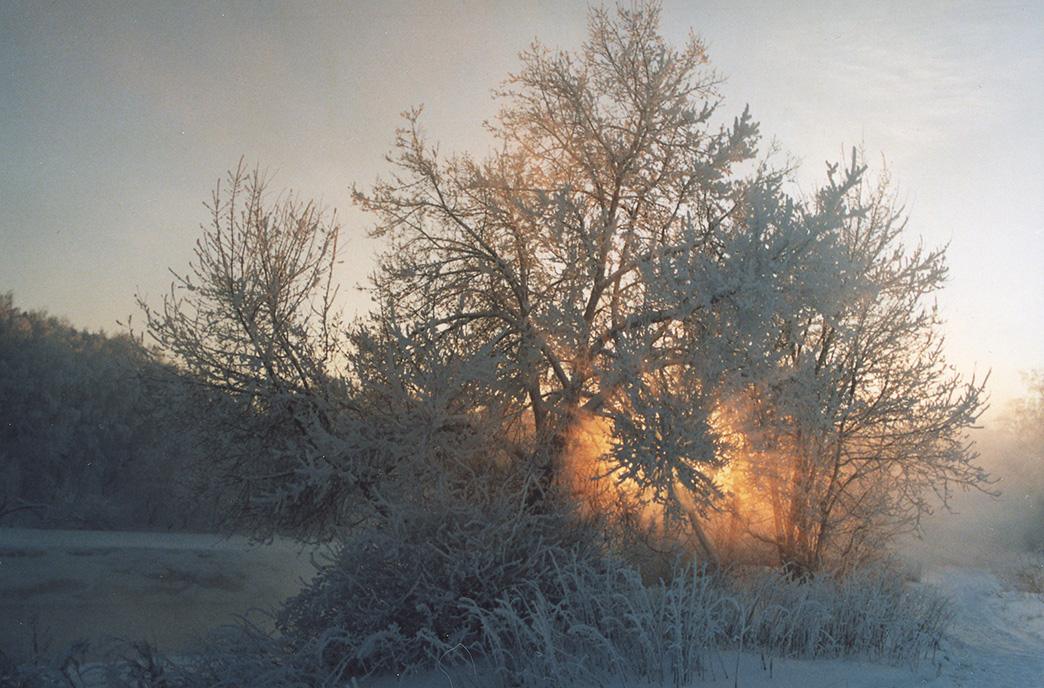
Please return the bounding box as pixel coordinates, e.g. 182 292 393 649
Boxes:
905 417 1044 567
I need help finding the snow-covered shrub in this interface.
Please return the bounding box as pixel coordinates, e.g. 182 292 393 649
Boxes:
1 638 121 688
274 497 605 680
467 557 949 686
467 554 736 686
167 552 947 687
137 623 321 688
734 564 951 664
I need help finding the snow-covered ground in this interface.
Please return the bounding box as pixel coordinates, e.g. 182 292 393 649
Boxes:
920 563 1044 688
1 527 1042 687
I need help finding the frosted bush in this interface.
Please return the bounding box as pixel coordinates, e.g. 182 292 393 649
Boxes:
734 564 951 663
466 557 950 687
274 498 604 679
467 555 734 686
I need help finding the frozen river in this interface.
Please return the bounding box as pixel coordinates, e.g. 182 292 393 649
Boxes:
0 527 316 656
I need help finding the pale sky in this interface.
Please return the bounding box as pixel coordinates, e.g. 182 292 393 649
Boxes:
1 1 1041 412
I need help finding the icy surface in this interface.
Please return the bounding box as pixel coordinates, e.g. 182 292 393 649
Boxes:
0 527 315 654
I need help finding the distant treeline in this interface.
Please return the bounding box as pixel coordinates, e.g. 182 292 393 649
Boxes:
0 293 222 531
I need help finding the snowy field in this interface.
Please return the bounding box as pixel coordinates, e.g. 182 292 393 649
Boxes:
2 527 1043 687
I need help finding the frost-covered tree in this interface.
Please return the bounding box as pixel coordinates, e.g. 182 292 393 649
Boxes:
0 294 206 529
716 167 990 572
142 3 989 560
141 161 344 408
139 167 532 540
355 2 863 534
138 162 356 538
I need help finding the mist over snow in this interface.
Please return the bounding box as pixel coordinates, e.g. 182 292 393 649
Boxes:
910 418 1044 567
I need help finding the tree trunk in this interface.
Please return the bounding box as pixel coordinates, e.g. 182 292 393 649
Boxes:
673 482 719 567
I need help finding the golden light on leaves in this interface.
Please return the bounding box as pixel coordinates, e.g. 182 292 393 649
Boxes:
555 392 802 567
558 411 651 521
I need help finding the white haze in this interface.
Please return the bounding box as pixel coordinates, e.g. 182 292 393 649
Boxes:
906 407 1044 567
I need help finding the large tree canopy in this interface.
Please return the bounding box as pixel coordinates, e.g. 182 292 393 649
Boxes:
355 4 866 521
144 3 989 566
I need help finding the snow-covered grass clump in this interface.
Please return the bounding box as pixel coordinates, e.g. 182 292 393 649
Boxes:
468 555 949 686
274 499 605 679
266 501 946 685
732 564 950 661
